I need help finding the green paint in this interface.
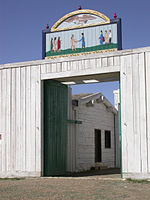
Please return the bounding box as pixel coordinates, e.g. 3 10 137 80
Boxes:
44 80 68 176
46 43 117 57
119 80 123 178
67 119 82 124
127 178 150 184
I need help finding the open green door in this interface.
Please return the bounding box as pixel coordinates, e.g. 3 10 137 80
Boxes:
44 80 68 176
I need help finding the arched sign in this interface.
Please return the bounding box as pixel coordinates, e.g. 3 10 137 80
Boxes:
42 9 122 59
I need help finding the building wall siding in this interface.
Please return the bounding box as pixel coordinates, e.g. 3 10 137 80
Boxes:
74 102 115 171
121 52 150 179
0 66 41 177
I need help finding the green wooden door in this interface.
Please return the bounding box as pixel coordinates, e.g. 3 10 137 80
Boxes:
44 80 68 176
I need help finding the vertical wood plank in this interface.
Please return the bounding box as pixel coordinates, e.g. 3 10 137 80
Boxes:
102 57 107 67
30 66 36 171
6 69 11 172
0 70 1 172
114 56 120 66
51 63 57 72
108 57 114 66
57 62 62 72
120 55 129 173
90 59 96 69
0 136 2 172
1 69 8 172
15 68 21 171
78 60 85 70
1 69 7 172
0 71 1 132
46 63 51 73
96 58 102 68
41 64 47 74
85 59 90 69
35 66 41 172
1 133 6 172
20 67 26 171
25 67 31 171
0 70 6 173
145 52 150 172
62 62 67 72
10 68 16 171
1 70 6 133
138 53 147 173
132 54 141 172
67 62 71 71
72 61 78 71
125 54 135 173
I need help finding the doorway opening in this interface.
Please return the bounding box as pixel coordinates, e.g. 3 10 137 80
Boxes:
95 129 102 163
42 74 121 177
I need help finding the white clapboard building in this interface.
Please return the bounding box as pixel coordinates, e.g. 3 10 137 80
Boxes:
70 92 120 171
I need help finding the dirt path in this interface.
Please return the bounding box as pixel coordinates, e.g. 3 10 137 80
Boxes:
0 174 150 200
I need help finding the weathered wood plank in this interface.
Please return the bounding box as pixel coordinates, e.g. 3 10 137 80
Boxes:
41 64 47 74
25 67 31 171
35 66 41 172
108 57 114 66
132 54 141 172
0 70 2 172
62 62 67 72
138 53 147 173
145 52 150 172
72 61 78 71
0 136 2 172
78 60 83 70
6 69 11 172
15 67 22 171
30 66 37 171
96 58 102 68
57 62 62 72
20 67 26 171
120 55 129 173
85 59 90 69
114 56 120 66
90 59 96 69
102 57 107 67
51 63 57 72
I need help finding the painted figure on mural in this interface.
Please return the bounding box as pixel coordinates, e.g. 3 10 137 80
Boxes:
71 34 77 50
109 30 112 44
54 37 57 52
50 38 53 52
57 37 61 51
99 31 103 45
79 33 85 48
105 30 108 44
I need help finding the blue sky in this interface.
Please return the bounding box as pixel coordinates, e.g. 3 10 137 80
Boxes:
1 0 150 104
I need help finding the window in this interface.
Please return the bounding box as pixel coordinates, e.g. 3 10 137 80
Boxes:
105 130 111 148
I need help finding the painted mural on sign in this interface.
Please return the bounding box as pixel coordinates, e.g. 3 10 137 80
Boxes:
42 9 122 59
56 14 106 29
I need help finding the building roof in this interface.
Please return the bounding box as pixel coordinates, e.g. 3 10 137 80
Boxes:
72 92 118 115
72 93 93 100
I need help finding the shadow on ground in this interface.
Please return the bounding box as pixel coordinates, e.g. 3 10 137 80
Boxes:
52 168 120 177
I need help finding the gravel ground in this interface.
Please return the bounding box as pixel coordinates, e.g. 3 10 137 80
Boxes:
0 170 150 200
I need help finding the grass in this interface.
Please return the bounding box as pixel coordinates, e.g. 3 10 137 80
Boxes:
126 178 150 184
0 177 25 181
46 43 117 57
